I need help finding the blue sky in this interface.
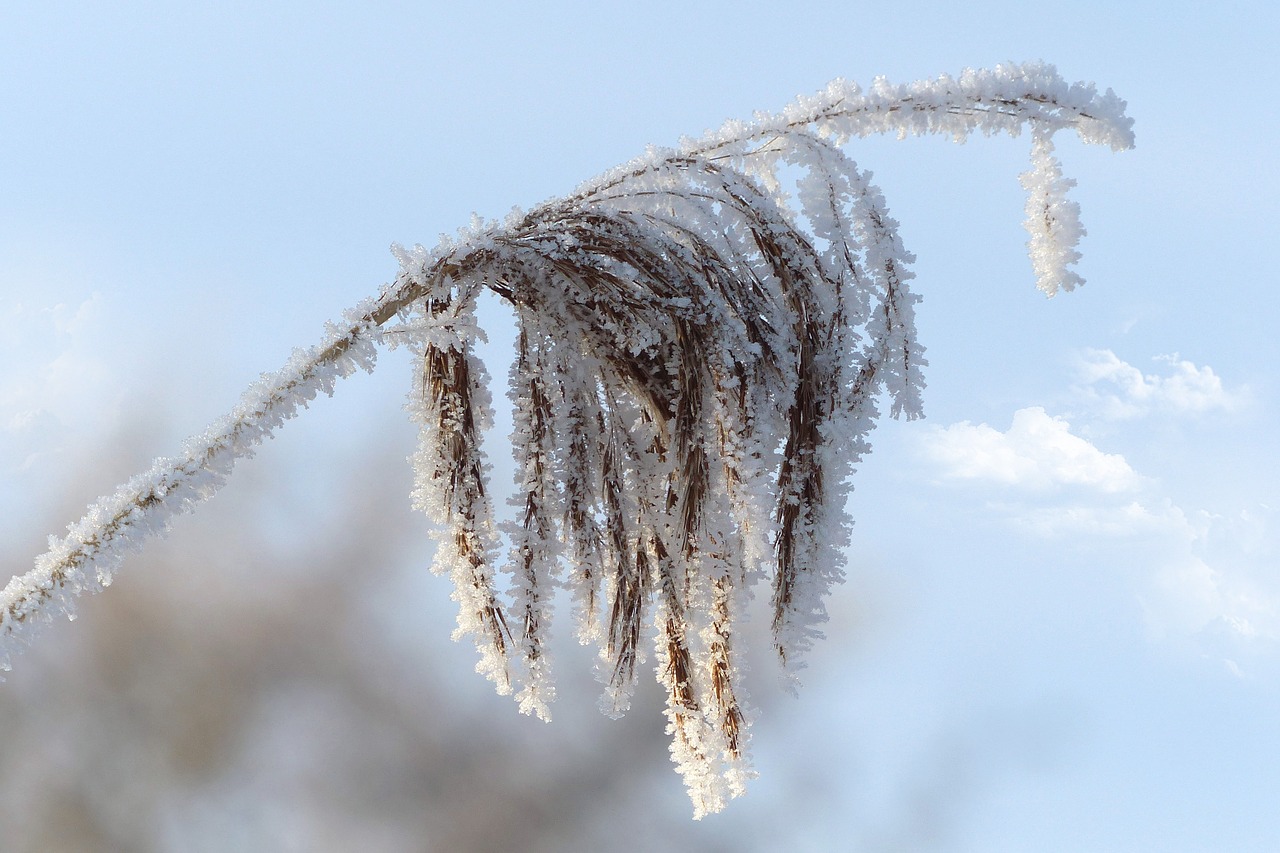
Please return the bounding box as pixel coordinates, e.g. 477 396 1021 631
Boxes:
3 1 1279 849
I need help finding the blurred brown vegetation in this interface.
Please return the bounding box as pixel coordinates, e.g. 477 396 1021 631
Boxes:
0 409 825 852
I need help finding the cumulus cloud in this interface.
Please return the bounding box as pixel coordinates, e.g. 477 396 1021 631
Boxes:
921 406 1142 494
1141 516 1280 678
917 395 1279 669
1072 348 1247 419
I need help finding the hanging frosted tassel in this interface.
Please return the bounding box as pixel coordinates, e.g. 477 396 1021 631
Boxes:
1021 131 1087 296
5 63 1133 819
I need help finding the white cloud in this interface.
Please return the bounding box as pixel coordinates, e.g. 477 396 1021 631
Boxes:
921 406 1141 494
1141 520 1280 666
917 401 1280 667
1072 348 1247 419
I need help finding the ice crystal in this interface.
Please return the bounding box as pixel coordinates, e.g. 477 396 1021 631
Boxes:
3 63 1132 817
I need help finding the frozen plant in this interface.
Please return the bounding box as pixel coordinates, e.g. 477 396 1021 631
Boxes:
2 63 1132 817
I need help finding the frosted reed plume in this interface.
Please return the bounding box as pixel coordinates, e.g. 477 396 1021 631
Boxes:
2 63 1133 817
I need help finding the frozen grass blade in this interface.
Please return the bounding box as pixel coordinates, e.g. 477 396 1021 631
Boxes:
3 62 1133 817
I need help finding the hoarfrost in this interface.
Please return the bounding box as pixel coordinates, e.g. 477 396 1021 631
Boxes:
4 62 1132 818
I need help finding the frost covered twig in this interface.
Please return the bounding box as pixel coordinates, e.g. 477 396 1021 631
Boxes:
3 62 1132 818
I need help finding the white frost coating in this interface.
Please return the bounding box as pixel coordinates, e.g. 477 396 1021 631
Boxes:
6 63 1132 819
398 275 513 696
502 318 563 720
1021 132 1086 296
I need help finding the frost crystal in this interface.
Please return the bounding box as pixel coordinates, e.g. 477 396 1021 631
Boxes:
3 62 1133 818
1021 131 1088 296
